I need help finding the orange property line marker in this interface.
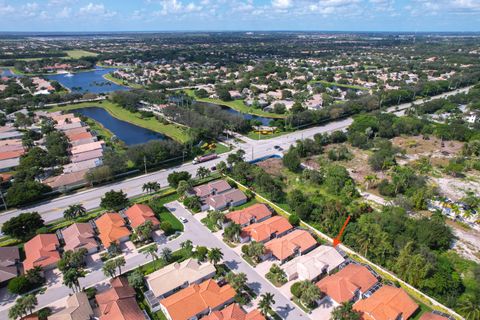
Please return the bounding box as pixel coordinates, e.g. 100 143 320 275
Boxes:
333 215 351 247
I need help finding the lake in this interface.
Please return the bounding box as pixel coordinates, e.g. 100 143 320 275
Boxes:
0 68 19 77
46 67 128 94
73 107 167 146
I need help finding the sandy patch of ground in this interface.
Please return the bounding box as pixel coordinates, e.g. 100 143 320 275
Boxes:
448 220 480 263
392 135 463 163
431 173 480 201
256 158 284 176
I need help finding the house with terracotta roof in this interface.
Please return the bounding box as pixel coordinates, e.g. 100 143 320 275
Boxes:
225 204 272 228
159 279 236 320
96 277 146 320
23 234 60 271
240 216 293 243
70 141 104 155
419 312 450 320
0 246 20 284
43 169 89 190
95 213 131 249
61 223 98 254
146 258 216 311
353 286 419 320
283 245 345 281
125 204 160 229
316 264 379 304
264 229 317 263
49 292 94 320
205 188 247 211
203 303 266 320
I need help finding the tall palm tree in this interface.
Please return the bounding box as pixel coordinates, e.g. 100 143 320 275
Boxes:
21 294 38 317
207 248 223 266
63 204 86 220
180 240 194 256
258 292 275 316
143 243 159 266
102 260 117 278
114 256 126 276
143 181 161 194
160 247 172 263
63 268 85 293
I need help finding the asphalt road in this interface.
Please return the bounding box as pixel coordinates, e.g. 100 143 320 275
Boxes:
0 85 472 226
0 201 309 319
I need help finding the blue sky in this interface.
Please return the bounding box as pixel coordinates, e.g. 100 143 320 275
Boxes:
0 0 479 32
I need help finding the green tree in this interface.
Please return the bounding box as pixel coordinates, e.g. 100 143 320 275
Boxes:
5 181 51 207
102 260 117 278
167 171 192 188
177 180 192 197
394 242 432 287
142 181 161 194
224 223 241 242
127 269 145 290
113 256 126 276
180 240 194 256
331 302 361 320
1 212 44 241
57 249 87 273
458 296 480 320
135 220 154 242
196 166 210 180
63 204 87 220
283 146 301 172
143 243 159 266
217 161 228 174
243 241 265 263
258 292 276 316
160 247 172 263
63 267 86 293
100 189 130 211
207 248 223 266
225 272 247 292
102 149 128 174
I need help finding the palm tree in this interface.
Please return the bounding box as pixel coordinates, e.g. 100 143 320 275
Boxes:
196 166 210 180
259 292 275 316
181 240 194 256
363 174 378 190
458 297 480 320
114 256 126 276
142 182 161 194
226 272 247 292
102 260 117 278
108 241 121 257
207 248 223 266
224 223 241 242
331 302 361 320
63 204 86 220
8 303 23 320
160 247 172 263
63 268 85 293
143 243 159 266
21 294 38 317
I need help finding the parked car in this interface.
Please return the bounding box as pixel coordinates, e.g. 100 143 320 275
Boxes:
180 217 188 223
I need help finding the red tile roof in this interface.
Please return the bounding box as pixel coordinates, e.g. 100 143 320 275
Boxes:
96 277 145 320
265 229 317 261
0 150 24 161
204 304 266 320
125 204 160 229
419 313 449 320
226 204 272 226
23 234 60 271
95 213 131 248
316 264 378 303
160 279 236 320
353 286 419 320
241 216 293 242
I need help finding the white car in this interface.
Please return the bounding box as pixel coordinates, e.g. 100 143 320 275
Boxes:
180 217 188 223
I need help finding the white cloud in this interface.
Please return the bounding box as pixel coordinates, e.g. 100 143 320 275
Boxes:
57 6 72 18
79 2 116 17
272 0 292 9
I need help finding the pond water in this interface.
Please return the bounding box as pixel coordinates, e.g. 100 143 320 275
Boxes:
46 68 128 94
194 101 273 126
73 107 166 146
0 68 19 77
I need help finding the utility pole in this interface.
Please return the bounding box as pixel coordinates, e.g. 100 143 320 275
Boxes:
0 190 7 210
144 155 147 174
251 146 254 161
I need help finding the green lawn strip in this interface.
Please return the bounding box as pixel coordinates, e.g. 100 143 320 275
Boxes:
185 89 286 119
48 100 190 143
247 130 288 140
103 73 143 89
64 50 98 59
292 297 313 313
213 142 230 154
308 80 369 91
200 217 219 232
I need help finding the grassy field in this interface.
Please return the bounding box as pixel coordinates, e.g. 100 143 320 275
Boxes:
65 50 98 59
49 100 190 143
185 89 286 119
104 73 143 89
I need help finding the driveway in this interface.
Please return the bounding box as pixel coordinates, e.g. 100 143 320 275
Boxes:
165 201 311 320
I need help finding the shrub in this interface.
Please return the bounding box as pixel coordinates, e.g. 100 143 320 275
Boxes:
288 214 300 226
290 282 302 298
7 276 31 294
160 221 173 234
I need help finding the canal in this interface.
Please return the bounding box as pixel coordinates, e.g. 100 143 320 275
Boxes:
73 107 167 146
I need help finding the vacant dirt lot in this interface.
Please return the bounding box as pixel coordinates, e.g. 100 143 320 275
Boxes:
392 135 463 162
256 158 284 176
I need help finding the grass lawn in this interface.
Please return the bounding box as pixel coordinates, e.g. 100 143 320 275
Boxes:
64 50 98 59
103 73 143 89
48 100 190 143
185 89 286 119
247 130 288 140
